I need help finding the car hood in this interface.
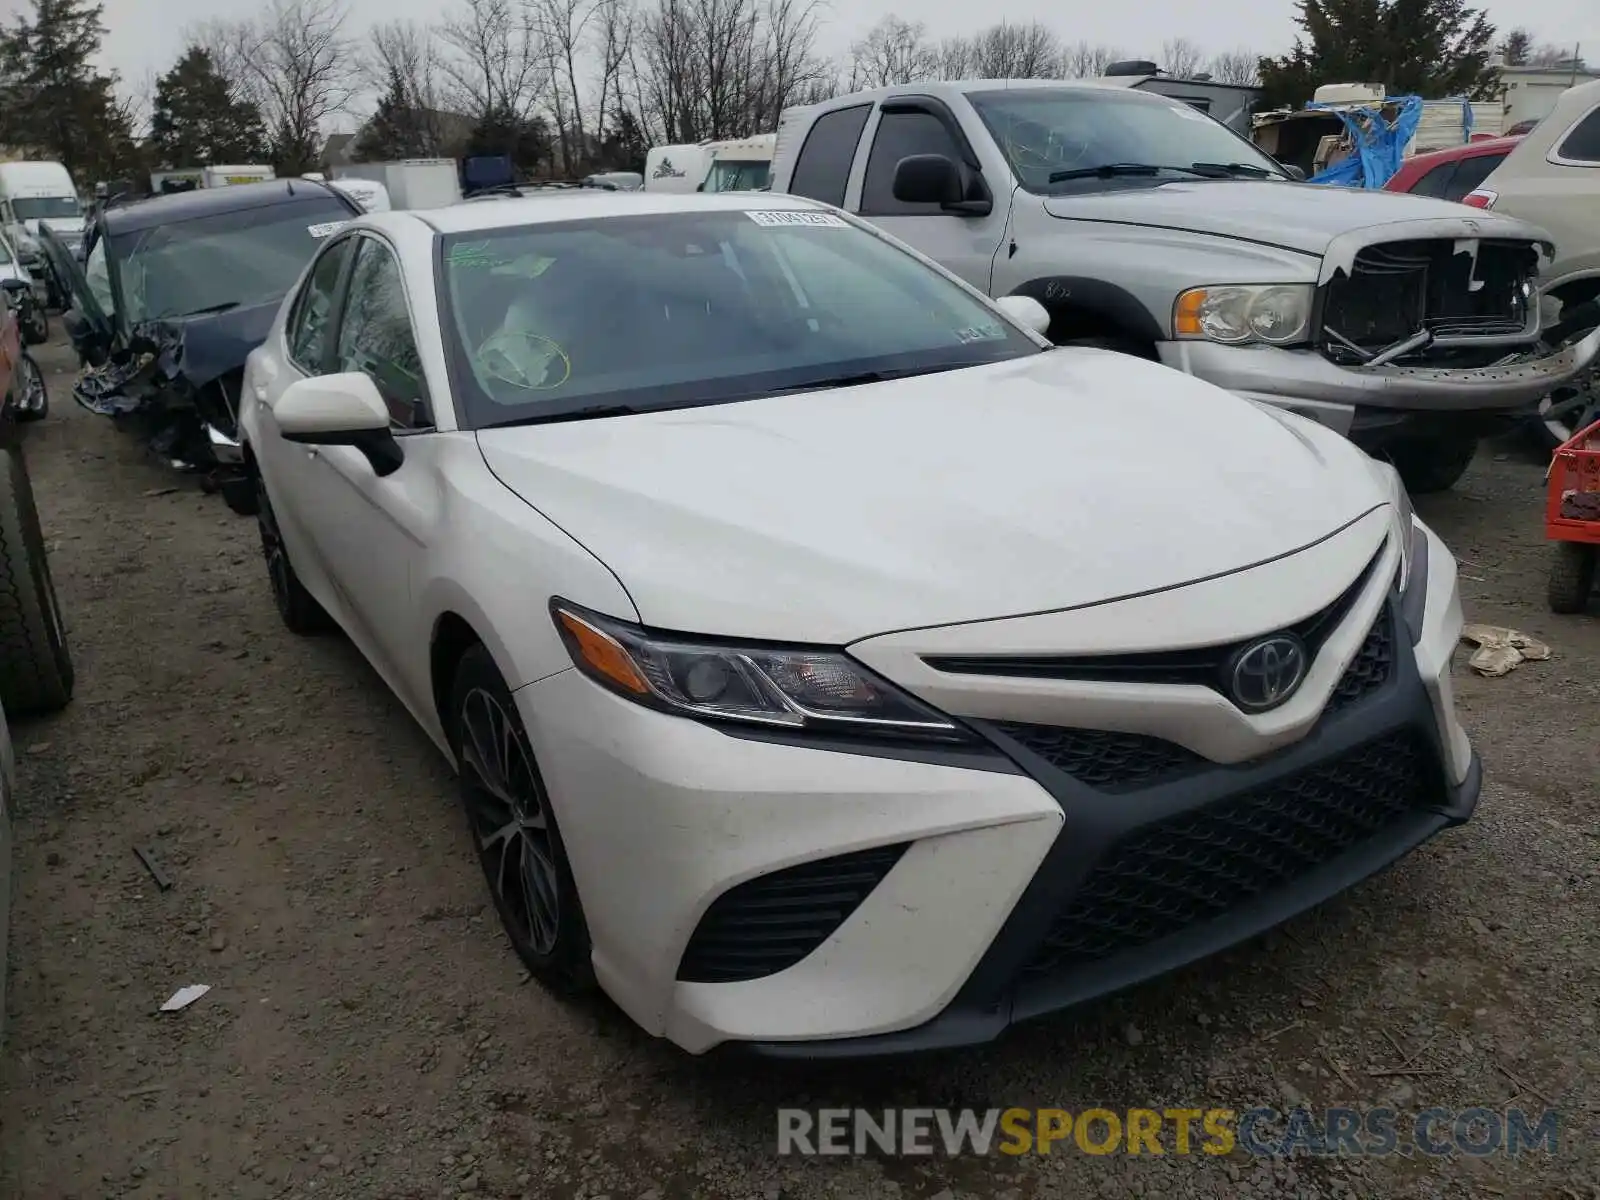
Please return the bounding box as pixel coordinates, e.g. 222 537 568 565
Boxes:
477 353 1387 644
166 299 281 388
1042 180 1551 256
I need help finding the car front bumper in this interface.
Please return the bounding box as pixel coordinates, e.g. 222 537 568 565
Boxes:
519 515 1477 1056
1159 326 1600 438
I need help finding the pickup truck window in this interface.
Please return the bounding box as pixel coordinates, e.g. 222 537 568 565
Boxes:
862 111 964 215
1409 161 1459 199
967 88 1286 193
1445 153 1507 199
1555 106 1600 163
790 104 872 207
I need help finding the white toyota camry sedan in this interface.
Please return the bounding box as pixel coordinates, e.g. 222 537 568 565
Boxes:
236 191 1480 1057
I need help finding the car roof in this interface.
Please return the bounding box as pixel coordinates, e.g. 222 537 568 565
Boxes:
402 190 837 235
1403 135 1525 169
102 179 355 235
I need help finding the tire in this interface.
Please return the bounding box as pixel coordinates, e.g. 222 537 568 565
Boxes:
0 444 73 714
1388 435 1478 495
12 354 47 423
449 643 593 991
255 474 332 635
1547 541 1597 615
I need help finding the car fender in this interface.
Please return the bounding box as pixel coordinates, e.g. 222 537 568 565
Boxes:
1003 275 1166 344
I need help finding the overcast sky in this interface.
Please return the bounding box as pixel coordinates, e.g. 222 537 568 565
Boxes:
89 0 1596 113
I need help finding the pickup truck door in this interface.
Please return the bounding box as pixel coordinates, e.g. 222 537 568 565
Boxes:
845 97 1011 294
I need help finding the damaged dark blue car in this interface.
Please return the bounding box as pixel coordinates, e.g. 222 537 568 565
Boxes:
40 178 362 508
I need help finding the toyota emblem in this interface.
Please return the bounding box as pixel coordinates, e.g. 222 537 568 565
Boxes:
1228 634 1308 712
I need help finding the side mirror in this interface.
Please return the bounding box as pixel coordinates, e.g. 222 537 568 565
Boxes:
62 308 109 367
0 278 27 294
995 294 1051 336
1281 163 1307 181
274 372 403 477
893 154 962 205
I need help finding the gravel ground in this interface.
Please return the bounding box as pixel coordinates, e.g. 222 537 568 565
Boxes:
1 333 1596 1199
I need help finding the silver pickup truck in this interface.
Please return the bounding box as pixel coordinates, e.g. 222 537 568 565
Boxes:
771 78 1600 492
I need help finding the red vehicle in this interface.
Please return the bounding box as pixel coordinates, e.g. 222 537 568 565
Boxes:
1547 416 1600 613
1383 135 1525 205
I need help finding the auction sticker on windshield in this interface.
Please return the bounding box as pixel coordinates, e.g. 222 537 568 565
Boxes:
745 211 849 228
308 221 350 238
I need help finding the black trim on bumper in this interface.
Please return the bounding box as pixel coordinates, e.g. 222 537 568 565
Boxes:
740 600 1479 1060
1348 406 1527 450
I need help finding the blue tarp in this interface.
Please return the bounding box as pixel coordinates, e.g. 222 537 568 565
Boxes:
1306 95 1425 189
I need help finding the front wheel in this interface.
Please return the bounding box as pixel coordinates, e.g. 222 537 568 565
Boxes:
255 475 332 635
1387 435 1478 495
450 643 593 991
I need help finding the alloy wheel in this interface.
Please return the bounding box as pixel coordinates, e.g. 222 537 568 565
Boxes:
256 481 292 618
457 686 561 956
19 356 44 413
1539 375 1599 447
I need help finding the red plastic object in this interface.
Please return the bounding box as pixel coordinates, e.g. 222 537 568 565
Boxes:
1546 416 1600 545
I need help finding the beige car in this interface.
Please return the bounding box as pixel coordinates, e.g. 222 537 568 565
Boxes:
1466 78 1600 445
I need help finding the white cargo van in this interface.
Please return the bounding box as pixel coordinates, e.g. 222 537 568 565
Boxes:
644 143 714 193
0 160 84 252
333 159 461 210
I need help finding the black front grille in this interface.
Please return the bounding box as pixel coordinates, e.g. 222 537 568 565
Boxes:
996 606 1397 792
1319 238 1538 364
676 844 909 983
1327 607 1394 714
1019 728 1437 978
923 548 1384 698
995 725 1202 792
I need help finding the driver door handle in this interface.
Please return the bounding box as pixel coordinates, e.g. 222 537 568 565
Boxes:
305 447 320 459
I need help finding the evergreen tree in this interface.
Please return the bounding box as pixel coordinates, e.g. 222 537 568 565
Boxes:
351 65 430 161
466 104 552 177
1501 28 1532 66
0 0 134 181
149 46 268 169
1259 0 1499 109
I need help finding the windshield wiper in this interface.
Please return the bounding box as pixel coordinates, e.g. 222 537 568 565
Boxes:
154 301 241 320
1191 161 1280 178
1047 162 1214 183
481 403 644 429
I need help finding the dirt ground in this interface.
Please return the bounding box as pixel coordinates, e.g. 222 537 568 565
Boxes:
0 332 1596 1200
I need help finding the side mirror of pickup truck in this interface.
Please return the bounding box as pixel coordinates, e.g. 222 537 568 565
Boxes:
1280 162 1307 181
893 154 993 217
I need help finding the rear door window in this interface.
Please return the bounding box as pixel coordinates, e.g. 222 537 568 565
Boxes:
1408 161 1459 199
789 104 871 207
1444 153 1508 200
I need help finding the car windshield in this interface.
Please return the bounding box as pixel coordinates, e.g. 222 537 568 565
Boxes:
12 195 80 220
966 88 1288 193
440 209 1042 428
108 197 354 323
704 160 772 192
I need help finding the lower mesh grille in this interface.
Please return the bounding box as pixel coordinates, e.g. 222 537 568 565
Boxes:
676 844 909 983
1019 728 1436 978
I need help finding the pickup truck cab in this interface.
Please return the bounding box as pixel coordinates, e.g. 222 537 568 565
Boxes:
771 79 1600 491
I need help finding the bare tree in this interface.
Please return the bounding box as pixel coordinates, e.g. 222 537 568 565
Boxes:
1207 48 1261 87
847 16 939 89
533 0 598 173
1529 41 1584 68
1160 37 1205 79
1062 41 1122 78
197 0 357 172
936 35 975 81
756 0 829 127
965 22 1063 79
438 0 549 123
363 20 448 152
589 0 635 148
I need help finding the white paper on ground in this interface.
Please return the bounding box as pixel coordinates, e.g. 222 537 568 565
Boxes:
159 984 211 1012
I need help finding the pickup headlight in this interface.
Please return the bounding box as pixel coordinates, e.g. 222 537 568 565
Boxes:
552 600 971 743
1174 284 1313 346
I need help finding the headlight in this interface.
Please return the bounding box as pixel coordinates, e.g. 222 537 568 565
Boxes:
552 600 970 743
1374 460 1417 593
1174 284 1313 346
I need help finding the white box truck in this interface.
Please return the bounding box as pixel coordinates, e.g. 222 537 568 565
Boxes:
332 159 461 209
